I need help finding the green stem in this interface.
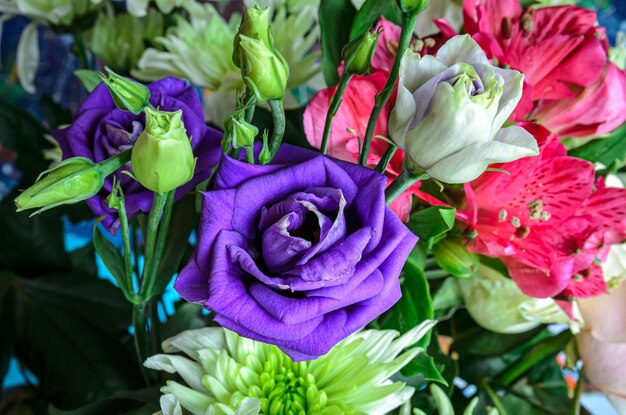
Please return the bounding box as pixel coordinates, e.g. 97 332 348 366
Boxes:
571 368 584 415
358 12 417 166
98 149 132 176
424 269 449 279
498 330 572 386
140 191 174 300
244 88 256 123
385 170 428 204
266 99 285 163
375 144 397 173
244 146 255 164
133 302 150 383
320 73 354 155
481 379 508 415
117 192 135 298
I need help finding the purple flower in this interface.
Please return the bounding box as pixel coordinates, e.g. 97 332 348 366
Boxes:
54 77 222 231
175 144 418 361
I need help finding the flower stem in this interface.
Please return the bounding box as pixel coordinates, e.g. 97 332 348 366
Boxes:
385 170 428 204
266 99 285 163
98 149 132 176
244 88 256 123
244 146 255 164
142 191 175 299
320 73 354 155
117 191 135 298
571 367 584 415
358 12 417 166
132 302 151 383
481 379 508 415
375 144 397 173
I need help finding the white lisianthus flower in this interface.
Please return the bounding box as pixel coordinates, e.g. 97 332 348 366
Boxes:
132 1 320 126
145 321 436 415
459 265 578 334
389 35 539 184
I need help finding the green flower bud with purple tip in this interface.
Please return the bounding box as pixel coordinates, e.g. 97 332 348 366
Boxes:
99 67 151 115
131 107 196 194
342 27 381 75
239 35 289 103
233 4 272 68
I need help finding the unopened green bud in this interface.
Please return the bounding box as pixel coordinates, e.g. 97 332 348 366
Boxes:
224 115 258 149
342 28 381 75
395 0 431 14
233 4 272 68
432 237 479 279
131 107 196 193
239 35 289 103
15 157 114 214
259 131 271 165
99 67 151 115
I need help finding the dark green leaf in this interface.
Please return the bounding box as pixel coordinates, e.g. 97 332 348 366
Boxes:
93 218 128 294
349 0 388 40
319 0 357 86
407 206 456 249
569 122 626 168
150 195 196 298
74 70 102 93
48 387 160 415
69 243 98 276
403 353 447 385
380 246 434 347
10 271 141 408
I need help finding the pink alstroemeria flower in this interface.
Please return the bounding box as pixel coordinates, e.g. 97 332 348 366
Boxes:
463 0 626 137
461 123 626 300
303 70 445 222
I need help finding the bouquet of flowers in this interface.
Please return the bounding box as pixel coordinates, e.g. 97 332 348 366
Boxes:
1 0 626 414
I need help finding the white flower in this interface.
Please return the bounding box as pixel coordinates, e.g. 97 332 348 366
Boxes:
145 320 436 415
388 35 539 184
459 265 578 334
126 0 189 17
413 0 462 38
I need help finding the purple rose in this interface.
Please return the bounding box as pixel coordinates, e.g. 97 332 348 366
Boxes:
54 77 222 230
175 144 418 360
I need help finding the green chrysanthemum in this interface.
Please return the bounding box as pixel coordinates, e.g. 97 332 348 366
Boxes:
146 321 436 415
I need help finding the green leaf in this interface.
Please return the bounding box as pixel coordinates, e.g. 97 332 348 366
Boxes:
150 195 196 298
93 218 129 296
319 0 357 86
408 206 456 250
432 277 463 312
380 246 434 347
9 271 141 408
349 0 388 40
74 70 103 93
48 387 160 415
569 121 626 168
403 353 447 385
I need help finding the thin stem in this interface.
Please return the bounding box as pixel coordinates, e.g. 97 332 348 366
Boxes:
244 88 256 123
571 367 584 415
358 12 417 166
141 191 174 299
375 144 397 173
98 149 132 176
139 192 168 287
320 73 354 154
244 146 255 164
424 269 449 279
132 223 141 290
266 99 285 163
385 170 428 204
481 379 508 415
133 302 150 384
117 192 135 298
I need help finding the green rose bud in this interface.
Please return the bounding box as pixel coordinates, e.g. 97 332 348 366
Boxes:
131 107 196 194
224 114 258 149
239 35 289 103
99 67 152 115
342 27 381 75
233 4 272 68
432 237 480 279
15 152 130 214
395 0 431 14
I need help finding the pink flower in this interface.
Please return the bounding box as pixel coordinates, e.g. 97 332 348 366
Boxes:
577 281 626 412
303 71 445 221
463 1 626 137
462 123 626 299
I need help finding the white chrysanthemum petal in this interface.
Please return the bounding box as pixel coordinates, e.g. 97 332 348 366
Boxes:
144 355 205 392
159 394 183 415
161 381 213 415
162 327 226 358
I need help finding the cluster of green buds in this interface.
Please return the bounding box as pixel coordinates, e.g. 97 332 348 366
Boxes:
233 4 289 103
342 26 382 75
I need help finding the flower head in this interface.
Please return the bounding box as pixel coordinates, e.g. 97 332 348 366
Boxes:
388 35 538 184
146 321 435 415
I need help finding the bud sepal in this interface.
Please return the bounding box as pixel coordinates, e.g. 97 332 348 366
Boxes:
342 27 382 75
99 66 152 115
239 35 289 104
